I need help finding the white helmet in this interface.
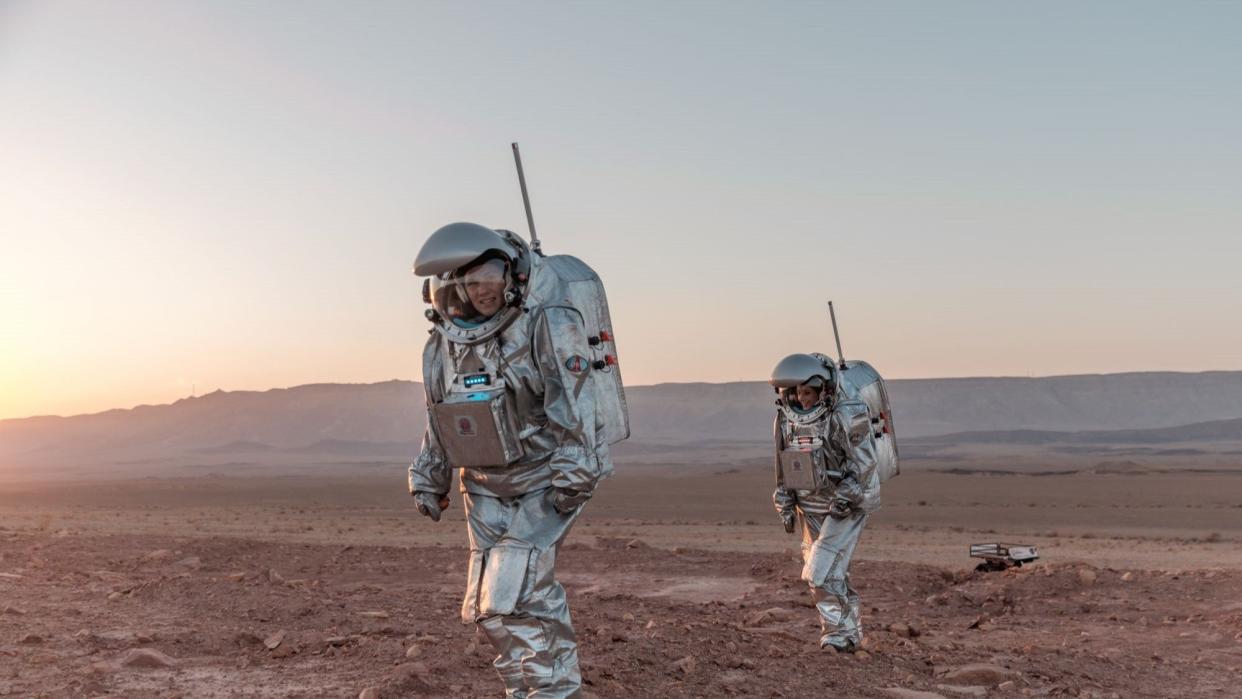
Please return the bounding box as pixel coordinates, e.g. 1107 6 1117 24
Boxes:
413 222 533 344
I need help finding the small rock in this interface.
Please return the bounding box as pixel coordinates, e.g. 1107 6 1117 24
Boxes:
610 631 629 643
226 572 247 582
1121 571 1134 582
405 645 423 659
358 611 390 619
358 688 380 699
264 630 286 650
267 569 284 584
672 655 696 674
1077 569 1097 586
854 650 871 660
937 685 988 698
644 620 656 629
745 607 795 626
107 591 124 601
18 633 43 644
625 538 645 549
118 647 178 669
2 605 26 615
882 689 949 699
621 612 635 622
271 643 296 658
940 663 1019 687
998 681 1016 691
889 622 920 638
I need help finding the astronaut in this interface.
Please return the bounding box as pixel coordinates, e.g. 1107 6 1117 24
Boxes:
408 222 627 698
770 352 882 652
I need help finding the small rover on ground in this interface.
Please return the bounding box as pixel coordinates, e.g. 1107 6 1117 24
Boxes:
970 542 1039 571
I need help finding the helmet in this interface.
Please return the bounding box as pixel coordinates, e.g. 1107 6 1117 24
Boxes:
769 353 836 418
413 222 533 344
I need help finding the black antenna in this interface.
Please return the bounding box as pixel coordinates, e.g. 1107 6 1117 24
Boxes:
827 301 847 370
511 142 542 255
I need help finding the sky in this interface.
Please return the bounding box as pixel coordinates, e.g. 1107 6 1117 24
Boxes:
2 1 1241 420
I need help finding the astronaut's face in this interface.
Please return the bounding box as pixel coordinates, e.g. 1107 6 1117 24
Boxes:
462 259 507 318
795 384 822 410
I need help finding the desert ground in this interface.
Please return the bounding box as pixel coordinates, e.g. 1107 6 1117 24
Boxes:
2 463 1241 698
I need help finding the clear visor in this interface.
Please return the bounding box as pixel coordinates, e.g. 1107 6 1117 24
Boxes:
429 258 511 327
779 379 829 413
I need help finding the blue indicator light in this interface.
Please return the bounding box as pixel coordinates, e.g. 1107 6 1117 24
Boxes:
464 374 490 387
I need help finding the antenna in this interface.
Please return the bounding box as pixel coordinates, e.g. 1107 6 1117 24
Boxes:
511 142 542 255
827 301 847 370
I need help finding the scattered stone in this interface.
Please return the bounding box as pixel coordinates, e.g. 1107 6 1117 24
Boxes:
358 688 380 699
882 689 949 699
625 539 645 549
1121 571 1134 582
940 663 1019 687
1077 569 1098 586
107 592 124 602
358 611 390 619
610 631 629 643
141 550 174 563
621 612 635 622
18 633 43 644
998 680 1017 691
2 605 25 615
672 655 696 674
267 569 284 584
405 645 423 659
937 685 988 697
645 620 657 630
325 636 354 647
272 643 296 659
264 630 286 650
855 650 872 660
226 572 247 582
889 622 920 638
118 647 178 669
745 607 795 626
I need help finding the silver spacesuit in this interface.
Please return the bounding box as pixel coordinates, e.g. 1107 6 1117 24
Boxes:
770 352 887 652
409 222 628 698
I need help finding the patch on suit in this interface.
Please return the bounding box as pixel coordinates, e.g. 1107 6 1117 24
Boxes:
564 355 589 373
455 415 478 437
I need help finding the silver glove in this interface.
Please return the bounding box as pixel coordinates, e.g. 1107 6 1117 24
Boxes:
413 491 449 522
552 488 591 515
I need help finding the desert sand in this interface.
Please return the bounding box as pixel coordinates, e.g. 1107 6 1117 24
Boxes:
2 464 1241 698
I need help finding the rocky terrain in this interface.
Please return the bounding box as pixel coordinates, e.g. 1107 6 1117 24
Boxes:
2 527 1241 698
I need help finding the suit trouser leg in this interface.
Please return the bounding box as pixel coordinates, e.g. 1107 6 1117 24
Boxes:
462 489 582 699
798 508 867 648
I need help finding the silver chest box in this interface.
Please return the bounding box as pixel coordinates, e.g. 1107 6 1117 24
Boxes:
430 389 525 468
779 448 826 491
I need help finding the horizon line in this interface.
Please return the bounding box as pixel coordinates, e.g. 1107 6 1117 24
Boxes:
5 367 1241 423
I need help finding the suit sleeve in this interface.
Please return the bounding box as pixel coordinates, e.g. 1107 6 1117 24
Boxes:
828 400 879 485
772 413 798 515
408 335 452 496
532 306 605 493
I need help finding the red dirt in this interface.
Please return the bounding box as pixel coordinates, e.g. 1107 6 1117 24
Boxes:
2 531 1241 698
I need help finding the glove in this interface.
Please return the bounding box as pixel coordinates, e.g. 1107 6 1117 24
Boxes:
413 491 450 522
552 487 591 515
829 476 864 519
780 513 796 534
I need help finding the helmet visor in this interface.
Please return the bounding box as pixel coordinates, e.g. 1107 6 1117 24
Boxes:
780 378 829 412
429 258 511 327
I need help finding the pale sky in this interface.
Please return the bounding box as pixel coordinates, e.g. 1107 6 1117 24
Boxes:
2 1 1241 420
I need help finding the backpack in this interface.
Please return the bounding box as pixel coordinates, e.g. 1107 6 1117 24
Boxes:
836 360 900 481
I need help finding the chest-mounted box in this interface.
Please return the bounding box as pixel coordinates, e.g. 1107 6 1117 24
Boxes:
431 388 525 468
